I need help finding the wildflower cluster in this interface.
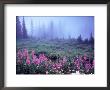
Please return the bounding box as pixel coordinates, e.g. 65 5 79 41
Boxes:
16 49 94 74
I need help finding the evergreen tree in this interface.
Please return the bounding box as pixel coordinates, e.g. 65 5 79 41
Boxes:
31 18 33 38
77 34 82 43
16 16 22 39
68 35 71 40
50 21 54 40
89 32 94 44
22 17 28 39
84 38 89 44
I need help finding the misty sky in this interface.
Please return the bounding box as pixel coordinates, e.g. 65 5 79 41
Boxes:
19 16 94 40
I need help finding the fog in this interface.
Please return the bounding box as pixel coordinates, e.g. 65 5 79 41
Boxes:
19 16 94 40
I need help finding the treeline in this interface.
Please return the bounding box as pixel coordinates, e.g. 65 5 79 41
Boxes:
72 33 94 44
54 33 94 45
16 16 28 40
16 16 94 44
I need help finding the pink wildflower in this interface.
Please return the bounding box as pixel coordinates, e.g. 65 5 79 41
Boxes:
74 59 80 70
52 64 57 70
85 63 91 72
31 50 35 59
17 50 23 60
39 53 48 62
32 55 37 61
26 60 30 65
84 54 87 60
23 48 28 57
92 60 94 66
26 56 30 65
17 60 22 64
62 56 67 64
91 60 94 69
46 71 48 74
35 58 41 65
56 63 62 69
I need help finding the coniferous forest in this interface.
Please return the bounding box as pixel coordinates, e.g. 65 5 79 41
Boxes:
16 16 94 74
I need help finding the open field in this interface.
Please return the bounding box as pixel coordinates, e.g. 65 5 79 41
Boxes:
16 39 94 74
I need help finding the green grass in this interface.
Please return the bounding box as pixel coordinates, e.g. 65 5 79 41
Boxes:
16 39 94 59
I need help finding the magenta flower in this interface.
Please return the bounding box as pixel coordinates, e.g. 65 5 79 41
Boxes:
84 54 87 60
32 55 37 61
91 60 94 69
26 60 30 65
16 48 94 74
39 53 48 62
31 50 35 59
55 63 62 69
52 64 57 70
35 58 41 65
46 71 49 74
62 56 67 64
23 48 28 57
85 63 91 72
92 60 94 66
26 56 30 65
17 50 23 60
74 59 80 70
17 60 22 64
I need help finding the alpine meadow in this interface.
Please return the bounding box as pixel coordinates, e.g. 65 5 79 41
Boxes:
16 16 94 74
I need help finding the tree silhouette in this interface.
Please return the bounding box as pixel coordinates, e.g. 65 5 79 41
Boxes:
31 18 33 38
84 38 89 44
22 17 28 39
89 32 94 44
16 16 22 39
77 34 82 43
50 21 54 40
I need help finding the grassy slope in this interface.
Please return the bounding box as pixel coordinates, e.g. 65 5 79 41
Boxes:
16 39 94 59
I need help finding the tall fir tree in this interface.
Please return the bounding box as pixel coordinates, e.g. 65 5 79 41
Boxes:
31 18 33 38
50 21 54 40
22 17 28 39
84 38 89 44
89 32 94 44
77 34 82 43
16 16 22 39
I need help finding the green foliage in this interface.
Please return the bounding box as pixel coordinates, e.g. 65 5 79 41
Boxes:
17 39 94 59
16 38 94 74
